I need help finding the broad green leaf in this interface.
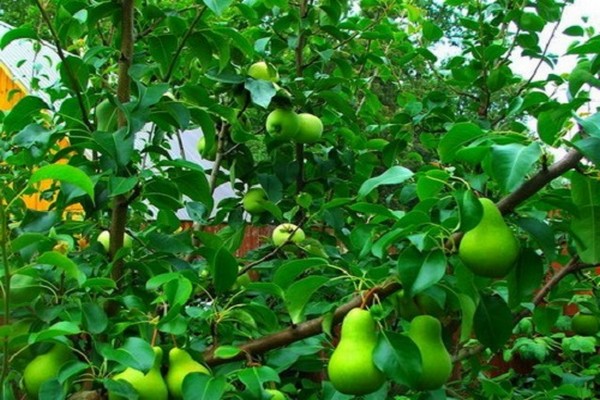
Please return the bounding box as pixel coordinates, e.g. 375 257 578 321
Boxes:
537 106 571 144
490 142 541 192
109 176 138 197
422 20 443 41
101 337 155 373
237 366 280 397
416 169 449 200
397 247 446 296
284 276 329 324
30 321 81 343
515 218 557 260
571 172 600 207
473 293 513 351
213 345 241 359
0 24 37 48
37 251 86 285
148 34 177 78
457 294 476 342
182 374 226 400
373 331 421 387
210 246 238 294
11 233 53 252
245 79 276 108
454 190 483 232
3 96 49 133
357 166 413 199
572 205 600 263
60 56 89 92
202 0 233 16
30 164 94 201
273 258 328 289
572 137 600 166
438 122 485 163
164 277 193 307
575 112 600 138
507 249 544 308
82 302 108 334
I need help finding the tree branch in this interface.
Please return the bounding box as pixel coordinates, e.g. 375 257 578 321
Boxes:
203 281 402 366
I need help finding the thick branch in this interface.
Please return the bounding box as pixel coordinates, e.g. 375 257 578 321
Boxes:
203 281 401 366
496 148 583 214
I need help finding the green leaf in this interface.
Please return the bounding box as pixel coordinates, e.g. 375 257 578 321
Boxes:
60 56 89 92
489 142 541 192
210 246 238 294
507 249 544 308
148 34 177 78
30 321 81 343
182 374 226 400
273 258 328 289
357 166 413 199
202 0 233 16
245 79 276 109
373 331 421 387
438 122 485 163
102 337 155 373
575 112 600 138
473 293 513 351
213 345 241 359
416 169 449 200
164 277 193 307
237 366 280 397
572 137 600 166
82 302 108 334
454 190 483 232
572 205 600 263
457 294 476 342
397 247 446 296
571 172 600 207
109 176 138 197
284 276 329 324
0 24 38 48
537 106 571 144
422 20 443 41
37 251 86 285
30 164 94 201
3 96 50 133
515 218 556 260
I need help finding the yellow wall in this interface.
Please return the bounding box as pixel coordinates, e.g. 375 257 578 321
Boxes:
0 62 83 215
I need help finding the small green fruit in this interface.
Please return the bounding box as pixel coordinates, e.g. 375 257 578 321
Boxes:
197 136 216 161
571 313 600 336
458 198 519 278
265 388 287 399
23 343 74 399
166 347 210 399
407 315 452 391
97 230 133 253
242 188 269 214
272 223 305 246
95 99 119 132
266 109 300 139
109 346 168 400
327 308 385 395
248 61 279 82
295 113 323 144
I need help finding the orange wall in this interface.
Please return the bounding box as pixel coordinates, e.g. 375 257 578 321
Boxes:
0 64 25 111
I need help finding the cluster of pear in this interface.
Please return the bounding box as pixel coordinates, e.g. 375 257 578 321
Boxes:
265 109 323 144
458 198 520 278
327 308 453 395
109 346 210 399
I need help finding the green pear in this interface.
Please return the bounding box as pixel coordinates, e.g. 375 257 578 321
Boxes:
327 308 385 395
109 346 168 400
571 313 600 336
407 315 452 391
265 388 287 399
242 188 269 214
458 198 519 278
166 347 210 399
248 61 279 82
266 109 300 139
295 113 323 144
23 343 74 398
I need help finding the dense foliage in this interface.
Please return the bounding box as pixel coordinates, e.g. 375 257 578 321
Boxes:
1 0 600 398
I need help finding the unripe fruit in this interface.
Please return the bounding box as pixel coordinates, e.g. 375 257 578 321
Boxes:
266 109 300 139
272 223 305 246
571 313 600 336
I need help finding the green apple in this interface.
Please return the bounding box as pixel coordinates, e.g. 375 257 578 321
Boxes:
266 109 300 139
242 188 268 214
197 136 217 161
97 230 133 252
572 313 600 336
295 113 323 144
272 223 305 246
248 61 279 82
